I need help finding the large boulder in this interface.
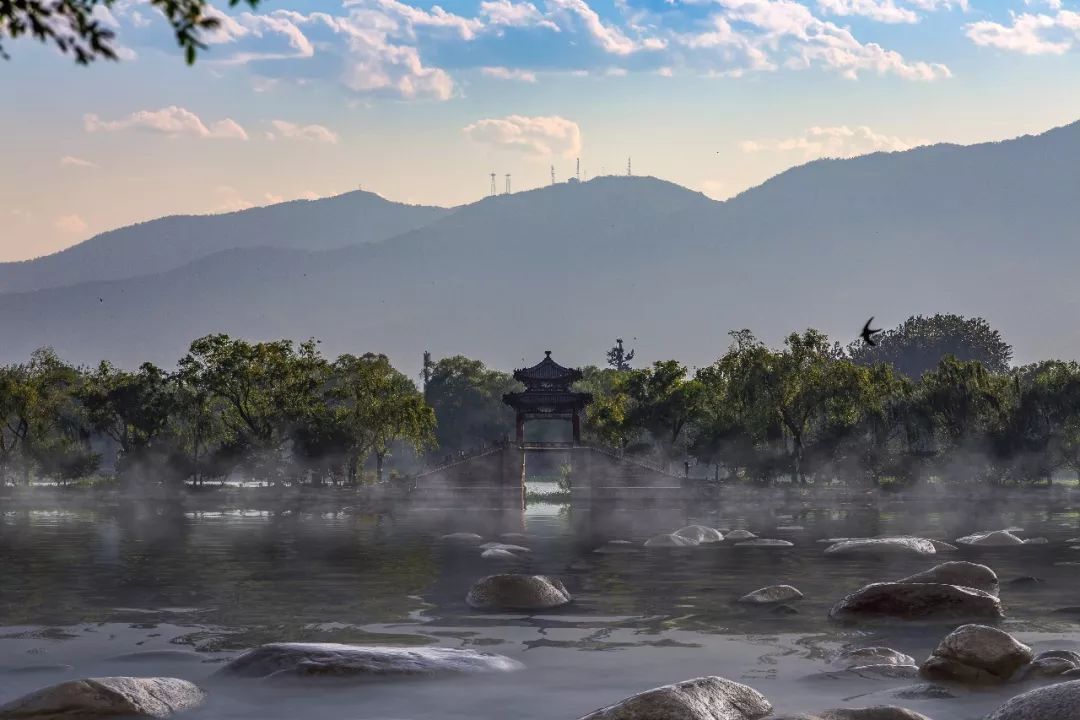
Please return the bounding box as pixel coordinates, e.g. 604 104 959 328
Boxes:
956 531 1025 547
466 574 572 610
830 583 1003 621
896 562 998 592
985 679 1080 719
575 676 772 720
674 525 724 544
919 624 1032 685
824 538 936 558
0 677 205 719
836 647 915 669
738 585 803 605
644 533 698 548
214 643 523 680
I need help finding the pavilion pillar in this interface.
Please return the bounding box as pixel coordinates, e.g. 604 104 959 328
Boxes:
516 413 525 444
571 411 581 444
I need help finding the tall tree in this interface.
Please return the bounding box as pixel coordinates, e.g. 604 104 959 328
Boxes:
606 338 635 372
622 360 703 460
849 314 1013 378
424 356 517 456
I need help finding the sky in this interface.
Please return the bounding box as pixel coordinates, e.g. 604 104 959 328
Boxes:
4 0 1080 262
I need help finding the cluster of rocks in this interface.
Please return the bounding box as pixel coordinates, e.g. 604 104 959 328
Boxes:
439 532 534 562
641 525 794 549
829 561 1004 621
0 644 526 719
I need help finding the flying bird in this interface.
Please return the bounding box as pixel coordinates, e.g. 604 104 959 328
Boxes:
860 317 883 346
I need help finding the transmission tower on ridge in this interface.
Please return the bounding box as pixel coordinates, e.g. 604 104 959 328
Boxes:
505 173 511 194
627 157 632 176
550 165 555 185
489 172 496 197
576 157 581 182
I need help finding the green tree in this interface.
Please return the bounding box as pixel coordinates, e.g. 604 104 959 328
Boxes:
849 314 1013 378
622 360 703 461
424 356 517 456
1 0 261 65
325 353 435 484
606 338 635 372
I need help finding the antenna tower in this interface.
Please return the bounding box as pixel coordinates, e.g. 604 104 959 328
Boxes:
550 165 555 185
489 172 496 197
576 157 580 182
505 173 511 194
627 157 632 176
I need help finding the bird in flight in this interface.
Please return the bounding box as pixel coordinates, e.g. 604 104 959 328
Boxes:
861 317 883 346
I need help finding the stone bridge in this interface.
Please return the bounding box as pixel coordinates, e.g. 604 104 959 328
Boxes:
410 442 686 508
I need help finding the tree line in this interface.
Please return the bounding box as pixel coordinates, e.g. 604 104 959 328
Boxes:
3 314 1079 489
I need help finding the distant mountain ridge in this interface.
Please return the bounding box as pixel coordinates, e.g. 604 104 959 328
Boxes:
3 120 1080 370
0 191 451 293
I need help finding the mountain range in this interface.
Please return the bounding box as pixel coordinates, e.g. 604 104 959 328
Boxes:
4 120 1080 372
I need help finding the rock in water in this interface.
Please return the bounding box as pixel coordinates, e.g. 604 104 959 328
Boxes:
929 540 958 553
0 677 205 719
829 583 1003 621
644 533 698 547
479 543 531 554
575 676 772 720
919 624 1032 684
674 525 724 543
725 530 757 541
481 548 520 560
836 647 916 669
440 533 484 545
896 562 998 592
738 585 804 605
734 539 794 548
824 538 936 558
215 643 523 680
955 531 1025 547
466 574 572 610
985 679 1080 719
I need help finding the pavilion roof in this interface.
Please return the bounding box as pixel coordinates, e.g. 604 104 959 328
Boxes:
513 351 583 384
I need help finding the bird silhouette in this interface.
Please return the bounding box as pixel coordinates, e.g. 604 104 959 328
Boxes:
860 317 883 346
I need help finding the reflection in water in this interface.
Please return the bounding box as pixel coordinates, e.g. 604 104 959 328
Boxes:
1 495 1080 719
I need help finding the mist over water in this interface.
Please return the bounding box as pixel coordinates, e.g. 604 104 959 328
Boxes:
3 489 1080 719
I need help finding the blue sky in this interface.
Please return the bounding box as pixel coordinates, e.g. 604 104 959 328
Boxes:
4 0 1080 260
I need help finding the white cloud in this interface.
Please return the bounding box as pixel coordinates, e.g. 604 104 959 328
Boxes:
549 0 666 54
266 120 340 144
480 0 561 30
54 214 89 234
202 9 316 64
84 106 249 140
740 125 925 157
815 0 919 24
481 66 539 81
60 156 97 168
966 10 1080 55
371 0 485 39
656 66 675 76
464 115 582 157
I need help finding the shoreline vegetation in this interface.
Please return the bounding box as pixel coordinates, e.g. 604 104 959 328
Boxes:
1 314 1079 495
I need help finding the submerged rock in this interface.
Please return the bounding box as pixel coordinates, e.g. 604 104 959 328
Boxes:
440 533 484 545
1023 537 1048 545
919 624 1032 685
466 574 572 610
215 643 523 680
644 533 698 548
479 543 531 554
734 539 793 548
830 583 1003 621
817 708 933 720
985 679 1080 719
738 585 803 605
725 530 758 541
673 525 724 543
105 650 205 663
836 647 915 669
593 541 640 554
929 540 958 553
1006 576 1043 587
896 562 998 592
0 677 205 719
575 676 772 720
956 531 1024 547
819 665 921 681
824 538 936 558
481 548 520 561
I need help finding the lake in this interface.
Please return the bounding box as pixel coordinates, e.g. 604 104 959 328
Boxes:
2 489 1080 719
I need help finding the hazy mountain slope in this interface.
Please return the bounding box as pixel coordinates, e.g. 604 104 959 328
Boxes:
0 190 450 293
4 122 1080 372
